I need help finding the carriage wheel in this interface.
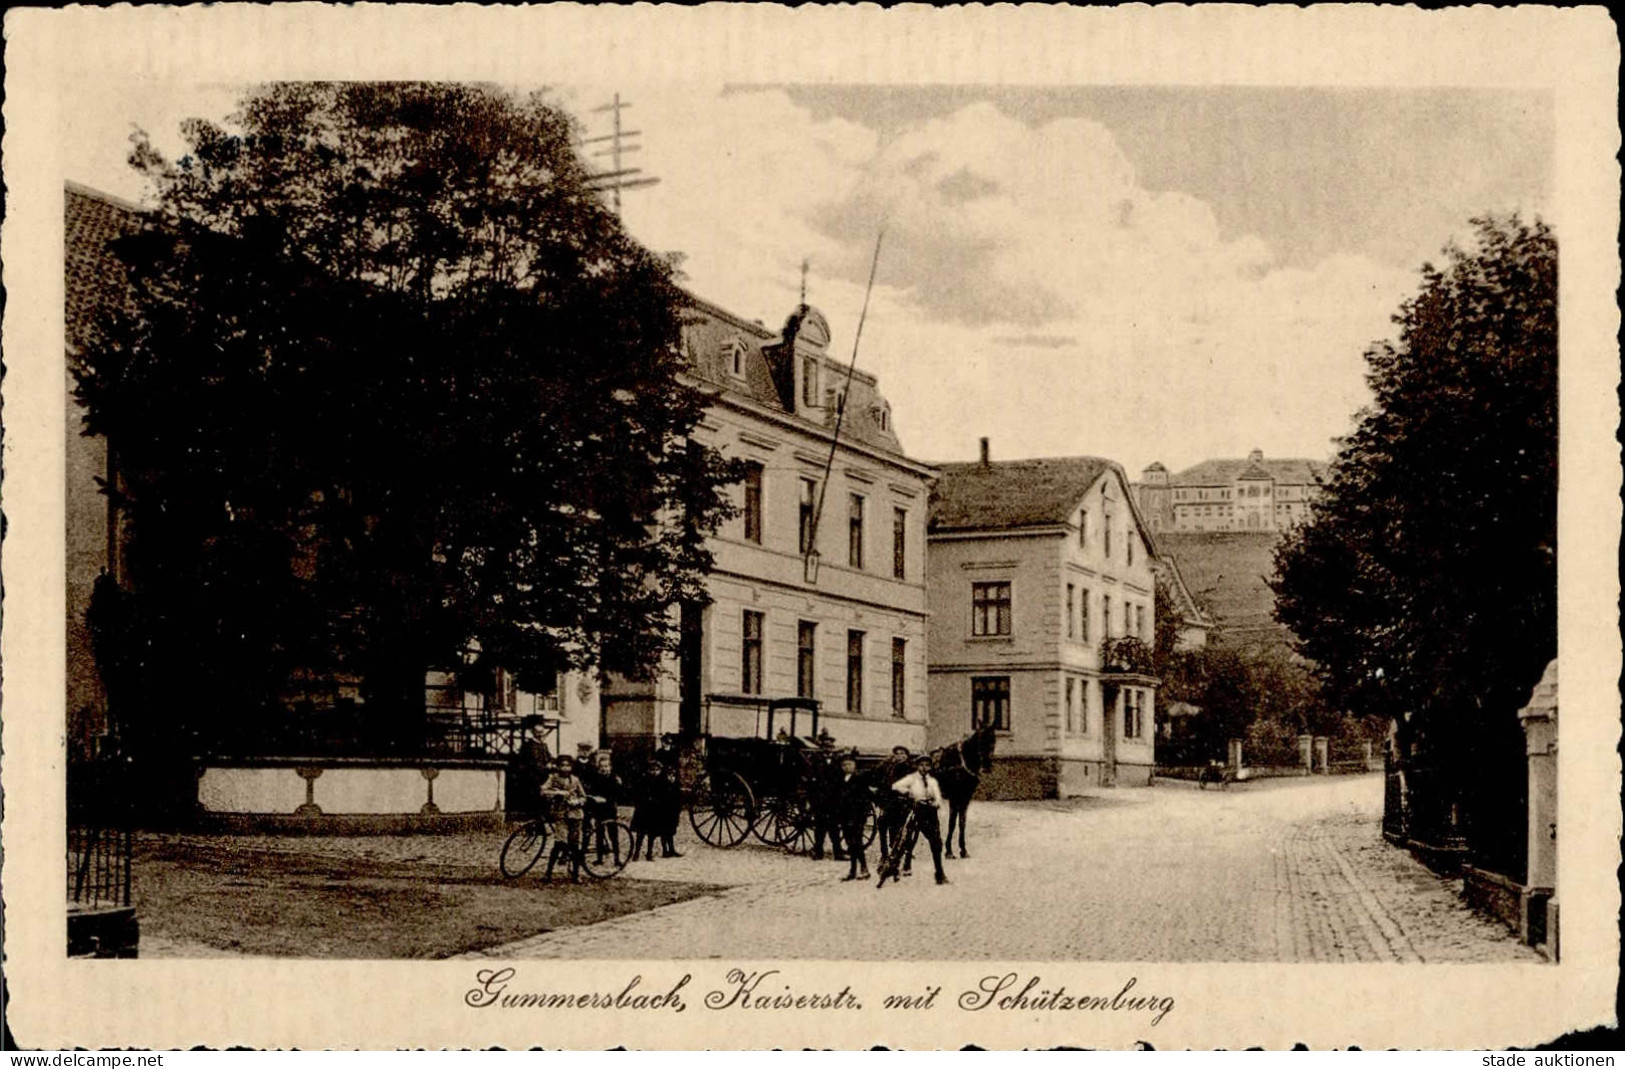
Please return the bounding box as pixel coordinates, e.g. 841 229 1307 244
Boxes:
687 772 755 848
500 821 549 878
776 795 817 855
582 820 634 879
752 792 798 846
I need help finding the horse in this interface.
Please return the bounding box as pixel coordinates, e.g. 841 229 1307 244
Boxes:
934 722 998 860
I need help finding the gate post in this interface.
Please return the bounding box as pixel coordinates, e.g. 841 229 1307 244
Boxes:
1297 733 1314 774
1518 661 1558 956
1226 737 1244 771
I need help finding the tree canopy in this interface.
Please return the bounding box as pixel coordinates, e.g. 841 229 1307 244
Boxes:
77 83 739 749
1272 215 1556 818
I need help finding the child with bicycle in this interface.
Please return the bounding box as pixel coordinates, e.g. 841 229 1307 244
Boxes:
540 754 588 883
886 752 949 886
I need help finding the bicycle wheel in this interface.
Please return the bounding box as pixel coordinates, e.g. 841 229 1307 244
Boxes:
862 801 881 850
875 812 915 889
582 820 633 879
500 821 549 878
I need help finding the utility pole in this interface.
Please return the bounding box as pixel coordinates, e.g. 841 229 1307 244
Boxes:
582 93 660 216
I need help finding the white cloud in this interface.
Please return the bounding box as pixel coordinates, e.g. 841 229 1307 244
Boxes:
621 88 1415 472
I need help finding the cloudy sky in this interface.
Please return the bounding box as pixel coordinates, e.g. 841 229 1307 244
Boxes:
69 82 1551 475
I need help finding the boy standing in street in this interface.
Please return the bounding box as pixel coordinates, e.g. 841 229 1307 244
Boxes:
891 752 949 885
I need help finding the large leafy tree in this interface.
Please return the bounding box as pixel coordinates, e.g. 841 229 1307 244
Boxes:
77 83 738 753
1272 215 1556 856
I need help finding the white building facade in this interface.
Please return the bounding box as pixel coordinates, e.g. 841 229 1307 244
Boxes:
927 448 1160 798
603 297 936 757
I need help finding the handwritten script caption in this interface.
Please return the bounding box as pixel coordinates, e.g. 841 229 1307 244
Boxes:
465 968 1175 1026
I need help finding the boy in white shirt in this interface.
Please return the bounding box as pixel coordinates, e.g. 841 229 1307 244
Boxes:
891 753 949 884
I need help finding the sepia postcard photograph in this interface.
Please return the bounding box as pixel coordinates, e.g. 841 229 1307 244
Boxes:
3 4 1619 1052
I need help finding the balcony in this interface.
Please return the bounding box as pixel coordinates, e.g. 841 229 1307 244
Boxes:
1099 636 1156 677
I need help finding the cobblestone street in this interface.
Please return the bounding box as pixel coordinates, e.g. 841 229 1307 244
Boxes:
138 772 1541 961
470 773 1540 962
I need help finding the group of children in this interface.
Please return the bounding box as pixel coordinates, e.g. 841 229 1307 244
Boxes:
517 725 684 883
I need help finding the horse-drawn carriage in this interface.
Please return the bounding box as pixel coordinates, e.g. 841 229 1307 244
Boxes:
681 697 888 853
680 698 998 858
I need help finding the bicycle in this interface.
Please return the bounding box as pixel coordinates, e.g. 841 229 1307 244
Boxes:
500 815 551 878
580 805 632 879
500 799 632 880
874 804 920 889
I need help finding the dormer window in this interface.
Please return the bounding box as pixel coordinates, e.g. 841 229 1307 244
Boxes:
874 404 891 432
802 356 819 407
722 337 747 379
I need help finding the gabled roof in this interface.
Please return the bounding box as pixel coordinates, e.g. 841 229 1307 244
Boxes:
66 182 144 357
1151 553 1214 628
928 456 1117 532
1170 456 1326 487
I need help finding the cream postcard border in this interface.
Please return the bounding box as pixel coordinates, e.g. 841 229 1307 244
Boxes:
3 4 1619 1050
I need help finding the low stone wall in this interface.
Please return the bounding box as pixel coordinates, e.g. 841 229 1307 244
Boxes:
983 756 1154 799
193 756 507 834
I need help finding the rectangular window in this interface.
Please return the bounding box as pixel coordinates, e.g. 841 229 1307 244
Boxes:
1079 510 1088 547
848 493 865 569
1104 512 1114 558
797 621 816 699
802 356 819 407
742 462 763 544
1065 676 1076 734
972 676 1011 732
1136 604 1147 639
846 630 865 715
1081 588 1091 642
741 611 764 695
892 507 907 580
1123 688 1142 738
798 477 818 555
891 638 907 719
1066 584 1076 639
971 581 1013 636
1079 681 1090 734
1128 534 1135 566
1103 595 1112 639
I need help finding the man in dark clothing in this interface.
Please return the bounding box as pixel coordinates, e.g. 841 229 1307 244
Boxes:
835 753 873 881
509 718 553 818
876 744 912 859
808 747 846 861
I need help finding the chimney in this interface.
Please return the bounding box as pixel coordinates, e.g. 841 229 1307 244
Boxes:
979 437 990 466
1249 448 1263 463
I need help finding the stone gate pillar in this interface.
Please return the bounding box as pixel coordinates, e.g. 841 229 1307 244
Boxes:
1314 736 1330 774
1227 737 1244 771
1297 733 1314 773
1518 660 1558 955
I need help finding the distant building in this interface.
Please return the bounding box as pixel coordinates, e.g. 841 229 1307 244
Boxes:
1134 449 1325 534
926 442 1160 798
603 297 936 758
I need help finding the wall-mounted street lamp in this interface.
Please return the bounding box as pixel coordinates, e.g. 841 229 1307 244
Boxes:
804 550 821 585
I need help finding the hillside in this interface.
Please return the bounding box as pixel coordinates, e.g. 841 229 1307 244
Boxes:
1155 532 1298 655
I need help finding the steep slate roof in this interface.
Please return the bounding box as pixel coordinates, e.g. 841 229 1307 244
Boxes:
679 293 906 457
66 182 144 357
1170 456 1325 487
928 456 1115 532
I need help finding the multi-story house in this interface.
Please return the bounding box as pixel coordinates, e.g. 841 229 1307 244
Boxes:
602 297 936 757
926 442 1160 798
1133 449 1325 534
